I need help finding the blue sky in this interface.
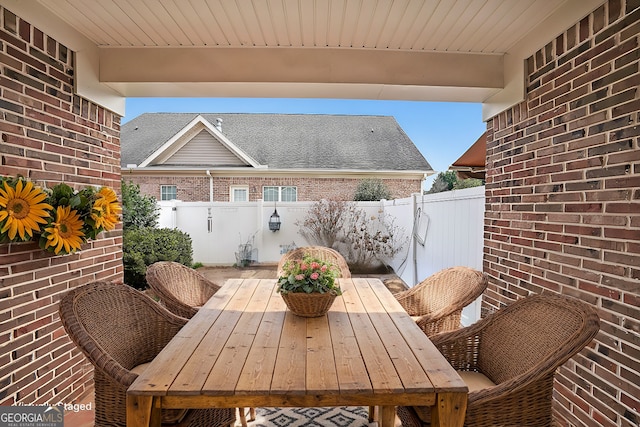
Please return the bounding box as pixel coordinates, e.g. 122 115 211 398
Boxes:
122 98 487 189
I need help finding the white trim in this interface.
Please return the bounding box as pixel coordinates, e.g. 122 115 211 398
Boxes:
121 167 431 180
263 185 298 202
230 185 249 202
160 184 177 201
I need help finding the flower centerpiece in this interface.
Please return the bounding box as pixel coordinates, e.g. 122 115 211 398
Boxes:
0 176 121 255
277 255 342 317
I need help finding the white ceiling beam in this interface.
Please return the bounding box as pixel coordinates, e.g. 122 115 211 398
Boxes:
98 47 503 89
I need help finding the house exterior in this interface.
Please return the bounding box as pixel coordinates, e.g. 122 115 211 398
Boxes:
1 2 638 427
121 113 433 202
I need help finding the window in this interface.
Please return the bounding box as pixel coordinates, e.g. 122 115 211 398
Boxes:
231 186 249 202
160 185 177 201
263 186 297 202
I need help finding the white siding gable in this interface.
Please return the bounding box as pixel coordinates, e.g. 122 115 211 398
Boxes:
162 129 248 166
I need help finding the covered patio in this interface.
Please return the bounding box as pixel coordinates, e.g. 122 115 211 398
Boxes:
0 1 638 426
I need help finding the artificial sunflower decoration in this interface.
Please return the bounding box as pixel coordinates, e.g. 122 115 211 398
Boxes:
1 175 121 255
41 205 86 255
0 177 53 242
91 187 122 233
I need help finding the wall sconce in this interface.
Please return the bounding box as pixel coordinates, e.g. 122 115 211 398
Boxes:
268 207 281 232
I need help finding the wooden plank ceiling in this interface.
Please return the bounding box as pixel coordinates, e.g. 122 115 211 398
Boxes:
38 0 560 53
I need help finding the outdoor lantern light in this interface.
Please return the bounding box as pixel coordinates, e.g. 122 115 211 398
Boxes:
268 207 281 232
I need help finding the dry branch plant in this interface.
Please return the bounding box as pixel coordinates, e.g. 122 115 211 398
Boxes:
296 199 348 248
296 199 407 271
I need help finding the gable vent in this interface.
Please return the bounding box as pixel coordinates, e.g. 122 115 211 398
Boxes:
163 130 247 166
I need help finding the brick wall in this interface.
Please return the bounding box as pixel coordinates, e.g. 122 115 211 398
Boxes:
484 1 639 426
127 175 422 201
0 7 122 407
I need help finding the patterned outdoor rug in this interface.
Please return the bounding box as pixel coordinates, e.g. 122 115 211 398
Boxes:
238 406 376 427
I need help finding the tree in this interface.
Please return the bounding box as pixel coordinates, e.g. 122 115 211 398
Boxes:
353 178 391 201
426 171 459 194
121 179 159 229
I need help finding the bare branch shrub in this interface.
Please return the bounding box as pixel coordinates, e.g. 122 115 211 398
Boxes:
296 199 349 248
340 208 407 271
296 199 407 271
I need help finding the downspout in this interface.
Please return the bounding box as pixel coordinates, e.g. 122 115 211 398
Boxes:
413 193 419 285
205 170 213 202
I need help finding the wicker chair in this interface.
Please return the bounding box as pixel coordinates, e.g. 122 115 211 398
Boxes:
397 293 600 427
58 281 236 427
146 261 222 319
277 246 351 278
393 266 488 337
145 262 255 426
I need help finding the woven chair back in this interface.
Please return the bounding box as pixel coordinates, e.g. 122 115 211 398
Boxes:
146 261 220 318
277 246 351 278
477 293 600 384
396 266 487 316
59 282 183 373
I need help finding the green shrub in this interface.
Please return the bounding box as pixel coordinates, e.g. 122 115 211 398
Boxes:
453 178 484 189
353 178 391 201
123 227 193 289
121 179 159 229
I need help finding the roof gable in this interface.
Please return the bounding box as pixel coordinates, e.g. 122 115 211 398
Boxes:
162 129 246 166
138 115 260 168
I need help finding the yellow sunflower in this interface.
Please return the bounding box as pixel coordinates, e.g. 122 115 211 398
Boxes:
0 179 53 241
91 187 122 231
43 205 85 254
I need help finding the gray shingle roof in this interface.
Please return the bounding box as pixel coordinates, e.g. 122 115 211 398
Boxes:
121 113 432 172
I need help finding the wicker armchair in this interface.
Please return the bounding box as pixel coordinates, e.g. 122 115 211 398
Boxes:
58 281 236 427
277 246 351 278
397 293 600 427
394 266 488 337
146 261 221 319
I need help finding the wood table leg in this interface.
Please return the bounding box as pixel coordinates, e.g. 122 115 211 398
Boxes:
127 394 161 427
379 406 396 427
368 406 376 422
430 392 467 427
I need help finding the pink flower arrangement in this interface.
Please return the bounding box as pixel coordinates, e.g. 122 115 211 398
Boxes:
277 254 341 295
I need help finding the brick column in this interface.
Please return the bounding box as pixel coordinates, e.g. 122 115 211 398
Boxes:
484 1 639 426
0 7 122 406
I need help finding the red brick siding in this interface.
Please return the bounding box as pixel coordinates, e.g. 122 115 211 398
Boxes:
126 175 422 201
0 7 122 406
484 1 639 426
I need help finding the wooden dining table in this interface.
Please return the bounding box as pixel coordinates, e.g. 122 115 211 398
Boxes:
127 277 468 427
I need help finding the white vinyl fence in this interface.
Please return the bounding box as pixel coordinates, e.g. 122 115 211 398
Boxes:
157 186 485 323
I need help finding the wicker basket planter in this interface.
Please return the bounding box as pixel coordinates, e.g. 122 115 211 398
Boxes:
281 292 338 317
